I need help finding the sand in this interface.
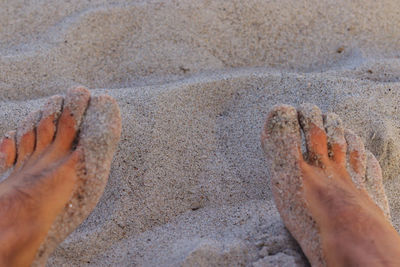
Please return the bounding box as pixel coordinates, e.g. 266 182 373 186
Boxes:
1 0 400 265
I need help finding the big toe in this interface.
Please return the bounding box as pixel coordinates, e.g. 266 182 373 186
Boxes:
365 150 391 220
344 129 367 188
78 94 122 176
64 93 121 229
32 93 121 266
261 104 303 170
261 106 323 266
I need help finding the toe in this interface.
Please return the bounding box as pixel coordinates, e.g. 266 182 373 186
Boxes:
0 131 16 171
34 96 63 155
53 86 90 152
45 94 121 254
261 106 324 266
15 110 41 168
77 94 122 169
298 104 328 166
323 113 346 166
344 129 367 188
261 104 303 177
75 94 121 192
365 150 391 220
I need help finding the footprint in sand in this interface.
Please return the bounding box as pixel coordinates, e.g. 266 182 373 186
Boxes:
261 103 399 266
0 87 121 266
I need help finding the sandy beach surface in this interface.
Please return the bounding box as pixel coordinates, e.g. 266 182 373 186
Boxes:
2 0 400 266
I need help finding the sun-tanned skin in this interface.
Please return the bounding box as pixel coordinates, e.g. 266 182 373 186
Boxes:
0 106 82 266
0 86 122 267
262 104 400 267
300 128 400 266
0 95 399 266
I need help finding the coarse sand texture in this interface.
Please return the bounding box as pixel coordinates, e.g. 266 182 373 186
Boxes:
0 0 399 266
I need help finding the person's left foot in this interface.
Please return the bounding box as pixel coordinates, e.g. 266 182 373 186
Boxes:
0 87 121 267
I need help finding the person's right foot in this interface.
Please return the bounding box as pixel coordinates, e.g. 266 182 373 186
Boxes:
0 87 121 267
261 104 400 267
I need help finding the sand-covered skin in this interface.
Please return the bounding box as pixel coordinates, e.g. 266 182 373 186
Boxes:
261 104 392 266
0 87 121 266
31 88 122 266
0 0 400 266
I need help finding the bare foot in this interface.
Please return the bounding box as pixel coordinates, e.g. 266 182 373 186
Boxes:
261 104 400 266
0 87 121 267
